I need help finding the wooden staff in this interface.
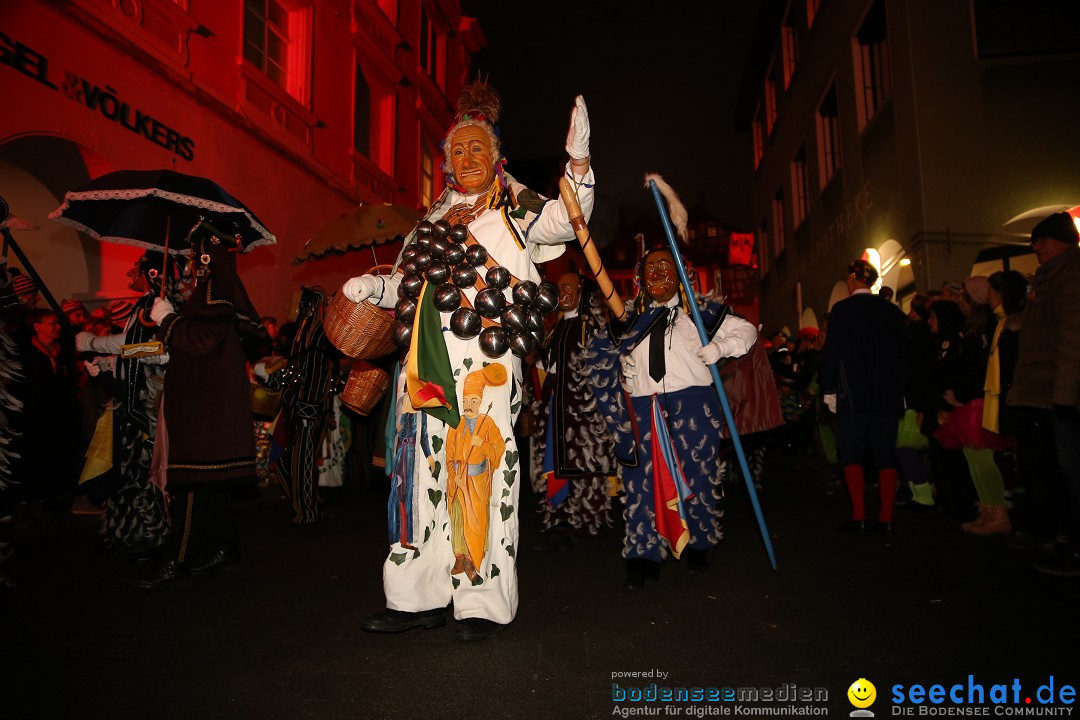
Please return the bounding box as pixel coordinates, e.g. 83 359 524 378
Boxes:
557 178 627 321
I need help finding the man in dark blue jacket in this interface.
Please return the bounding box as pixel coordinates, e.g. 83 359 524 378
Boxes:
820 259 907 533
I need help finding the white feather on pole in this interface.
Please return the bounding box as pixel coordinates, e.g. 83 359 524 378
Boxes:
643 173 688 242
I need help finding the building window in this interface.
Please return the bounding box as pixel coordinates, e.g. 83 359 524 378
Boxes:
791 144 809 229
243 0 313 104
421 142 436 208
782 8 799 89
772 190 786 257
759 220 769 273
419 6 444 88
753 104 765 170
764 63 778 135
816 83 842 186
853 0 891 131
353 65 371 156
353 63 395 175
807 0 820 28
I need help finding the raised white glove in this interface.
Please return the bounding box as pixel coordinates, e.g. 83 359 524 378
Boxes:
564 95 590 160
696 342 722 365
150 297 174 326
253 361 269 381
824 393 837 414
83 359 101 377
75 331 95 353
342 275 381 304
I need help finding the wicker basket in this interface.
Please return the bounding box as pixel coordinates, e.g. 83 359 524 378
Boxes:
250 384 283 420
340 361 391 416
324 265 398 359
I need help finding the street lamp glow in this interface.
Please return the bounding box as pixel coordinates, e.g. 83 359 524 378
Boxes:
899 258 911 266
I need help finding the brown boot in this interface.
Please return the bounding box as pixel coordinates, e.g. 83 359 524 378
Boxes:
970 504 1012 535
450 555 465 575
961 503 990 532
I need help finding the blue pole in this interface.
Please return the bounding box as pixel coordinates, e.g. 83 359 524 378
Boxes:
647 180 778 570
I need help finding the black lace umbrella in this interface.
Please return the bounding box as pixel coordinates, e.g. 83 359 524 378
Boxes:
48 169 276 254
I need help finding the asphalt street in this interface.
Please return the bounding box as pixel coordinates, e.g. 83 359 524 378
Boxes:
3 448 1078 720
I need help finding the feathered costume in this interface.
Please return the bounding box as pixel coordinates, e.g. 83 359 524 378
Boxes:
530 283 615 536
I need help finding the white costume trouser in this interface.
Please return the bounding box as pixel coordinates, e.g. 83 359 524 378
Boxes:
382 337 522 624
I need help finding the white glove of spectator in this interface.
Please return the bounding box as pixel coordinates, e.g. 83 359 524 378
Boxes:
342 275 381 304
83 359 101 377
824 393 837 414
150 297 174 325
75 331 95 353
564 95 590 161
696 342 722 365
253 361 269 381
142 352 169 366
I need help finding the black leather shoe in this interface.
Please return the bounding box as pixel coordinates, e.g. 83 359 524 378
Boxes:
191 547 241 575
624 558 661 590
453 617 503 641
532 534 574 552
126 560 191 590
870 521 894 536
838 519 866 535
685 548 711 575
360 608 447 633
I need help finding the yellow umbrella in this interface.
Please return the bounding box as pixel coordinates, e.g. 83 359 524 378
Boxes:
294 203 423 264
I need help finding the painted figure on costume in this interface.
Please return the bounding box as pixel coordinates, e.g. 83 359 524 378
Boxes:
589 243 758 589
339 81 593 640
445 364 506 583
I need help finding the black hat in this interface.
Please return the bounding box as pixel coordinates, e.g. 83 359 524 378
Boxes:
847 259 879 286
1030 212 1079 245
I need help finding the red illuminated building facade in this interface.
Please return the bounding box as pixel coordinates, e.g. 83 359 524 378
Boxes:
1 0 484 318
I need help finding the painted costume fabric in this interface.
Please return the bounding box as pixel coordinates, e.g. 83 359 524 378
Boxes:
589 298 755 561
530 305 615 535
369 164 593 624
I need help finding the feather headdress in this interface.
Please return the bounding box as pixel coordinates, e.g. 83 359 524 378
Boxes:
455 78 501 125
644 173 688 242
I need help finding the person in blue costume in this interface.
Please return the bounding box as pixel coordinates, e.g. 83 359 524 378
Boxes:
589 243 757 589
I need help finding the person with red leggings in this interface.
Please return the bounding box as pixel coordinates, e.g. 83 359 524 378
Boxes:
820 259 907 533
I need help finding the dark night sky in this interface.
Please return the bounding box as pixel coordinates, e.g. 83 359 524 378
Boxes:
461 0 762 247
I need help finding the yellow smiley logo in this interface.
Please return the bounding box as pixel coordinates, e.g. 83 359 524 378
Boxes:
848 678 877 709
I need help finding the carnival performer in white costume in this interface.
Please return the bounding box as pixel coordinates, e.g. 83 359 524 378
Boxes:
340 82 593 641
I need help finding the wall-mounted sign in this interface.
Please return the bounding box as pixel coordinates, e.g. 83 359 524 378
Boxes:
1 32 197 161
729 232 755 266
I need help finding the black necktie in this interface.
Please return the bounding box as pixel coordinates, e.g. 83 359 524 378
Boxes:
649 311 668 382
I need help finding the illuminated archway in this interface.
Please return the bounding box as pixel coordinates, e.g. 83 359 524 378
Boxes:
0 134 141 305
